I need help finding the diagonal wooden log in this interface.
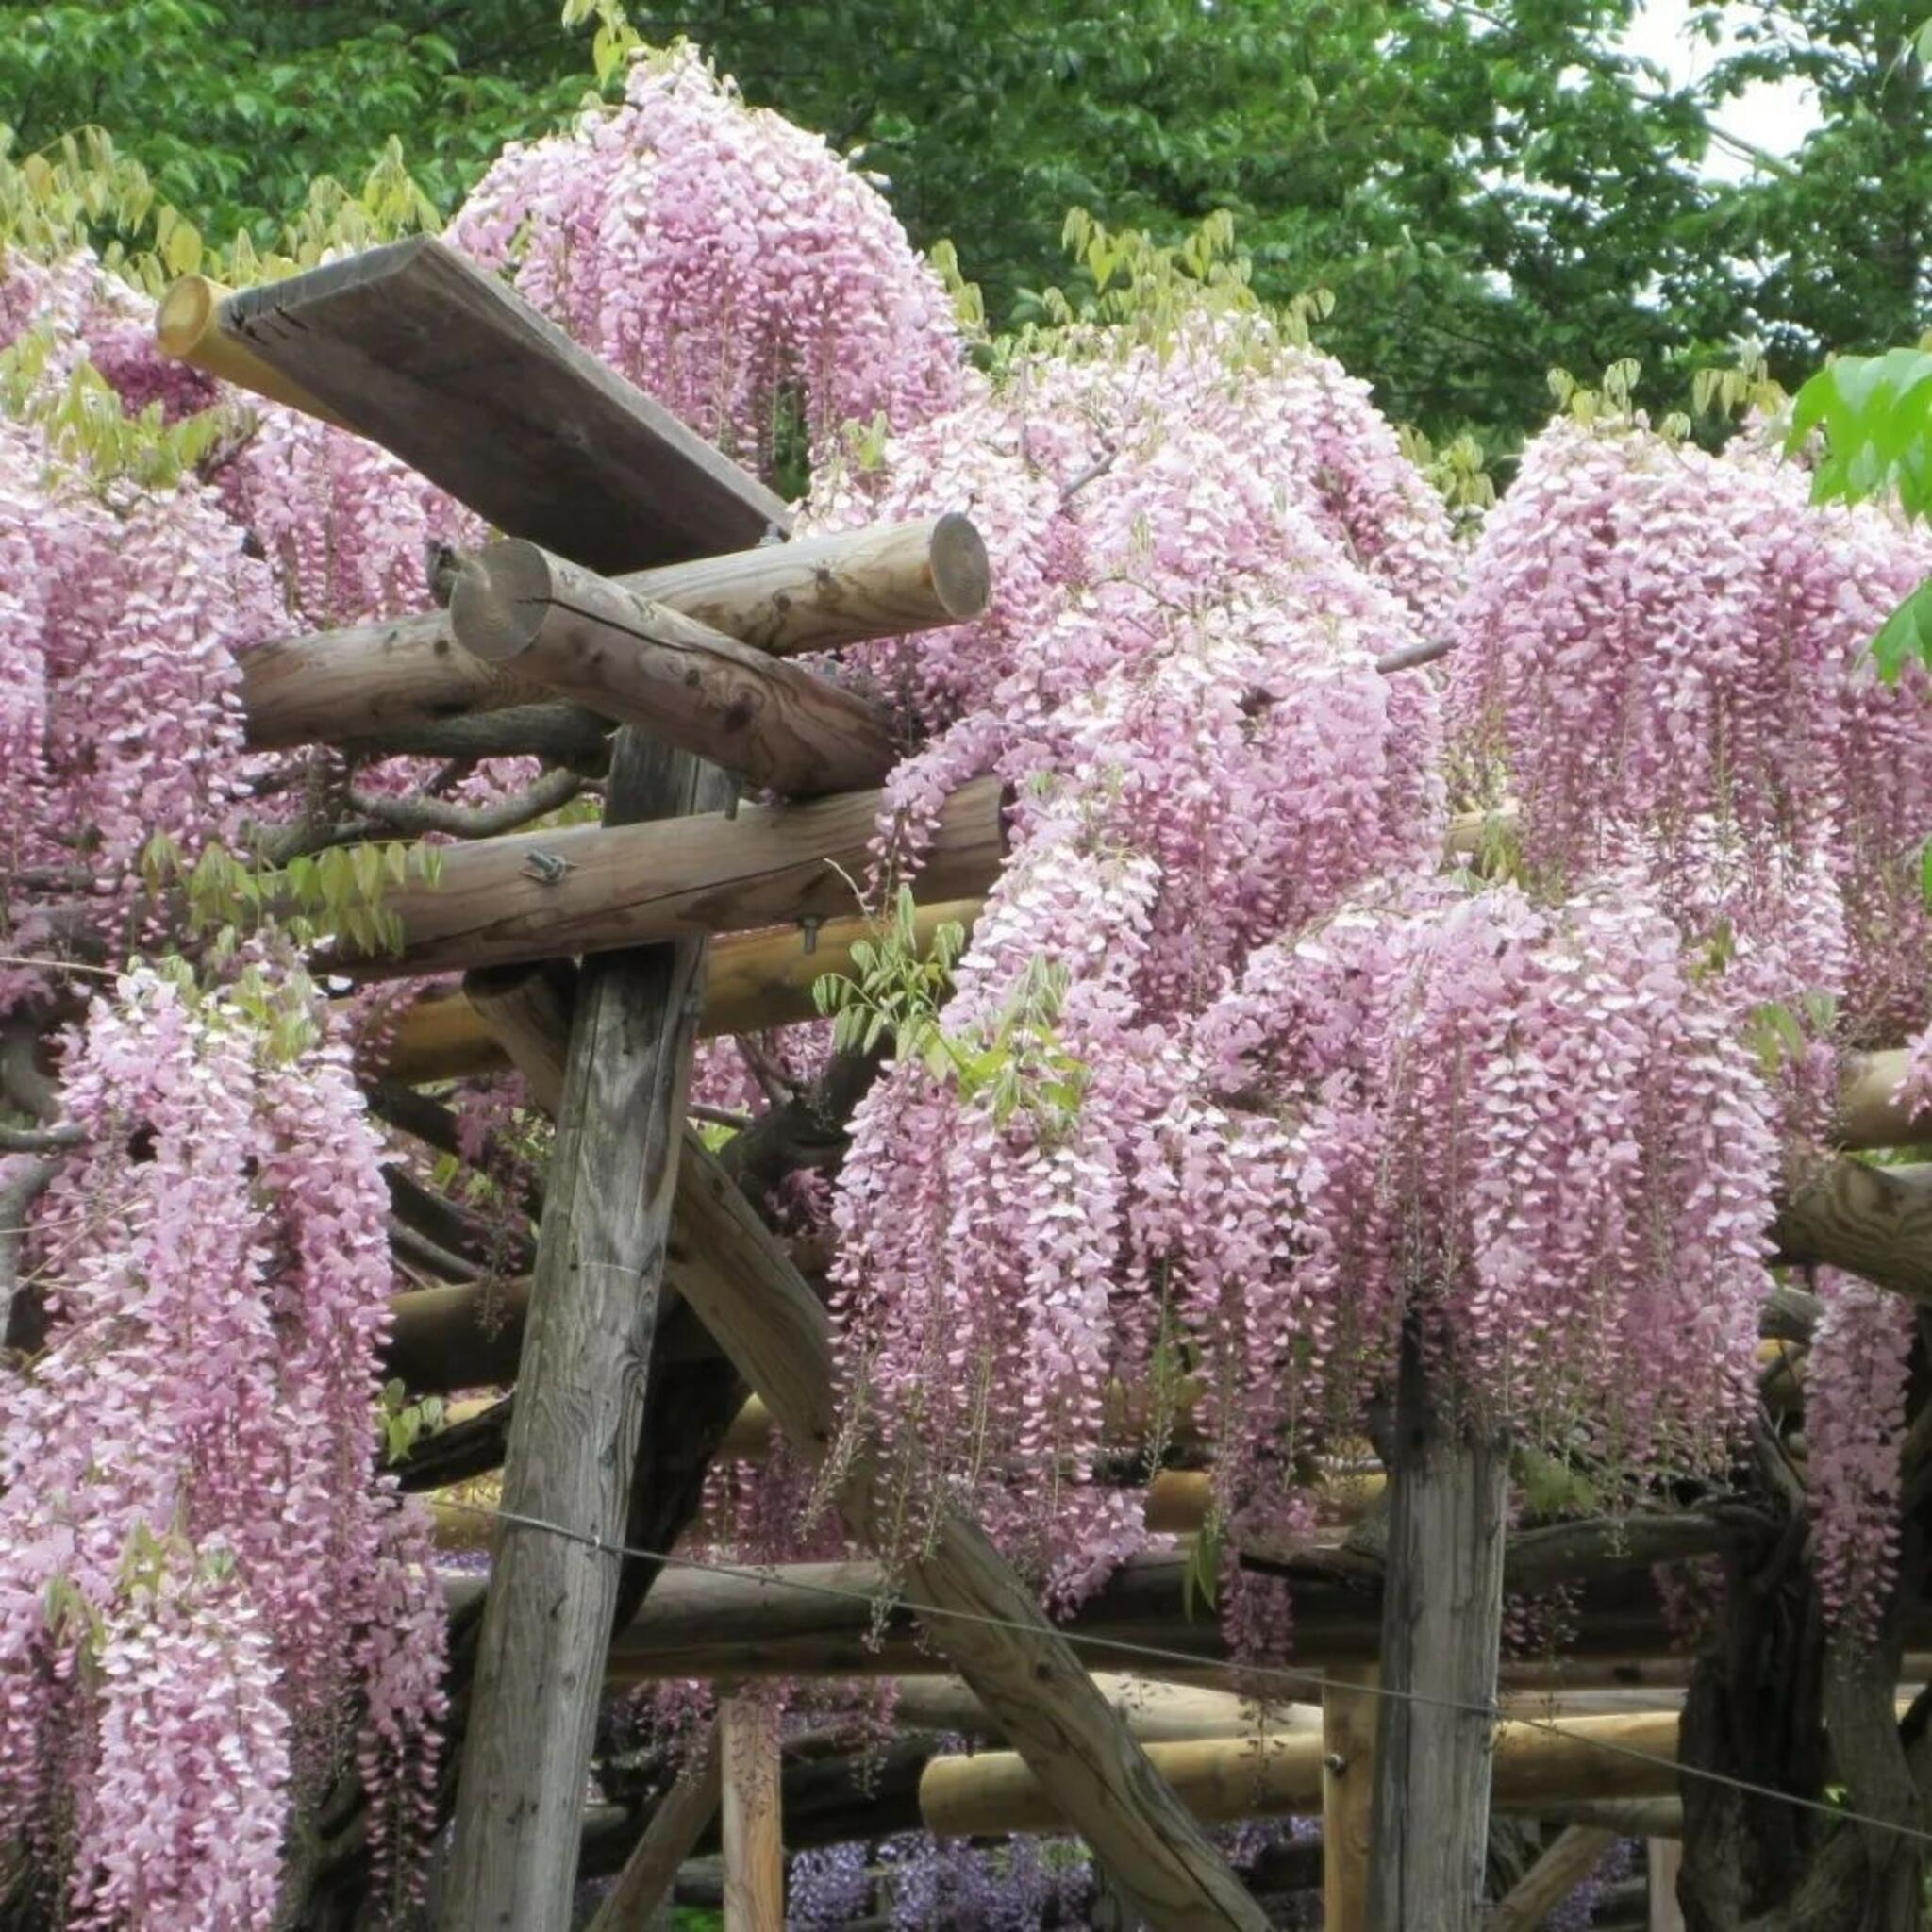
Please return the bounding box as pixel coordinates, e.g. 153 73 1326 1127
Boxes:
456 952 1261 1924
448 540 900 799
240 515 990 752
325 774 1004 980
1487 1826 1620 1932
169 240 791 569
436 736 729 1932
585 1722 723 1932
668 1141 1264 1928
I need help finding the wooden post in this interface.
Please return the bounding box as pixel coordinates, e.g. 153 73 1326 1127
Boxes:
1648 1839 1686 1931
585 1721 723 1932
1487 1826 1618 1932
435 736 726 1932
1366 1330 1509 1932
448 541 901 799
238 514 990 752
719 1695 784 1932
1322 1667 1377 1932
327 774 1005 980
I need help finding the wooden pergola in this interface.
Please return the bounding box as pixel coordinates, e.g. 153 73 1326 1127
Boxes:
150 237 1918 1932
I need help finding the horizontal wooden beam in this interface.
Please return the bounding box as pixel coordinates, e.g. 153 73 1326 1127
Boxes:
175 238 790 569
355 899 979 1082
1773 1160 1932 1303
326 774 1004 980
241 516 989 753
448 541 899 798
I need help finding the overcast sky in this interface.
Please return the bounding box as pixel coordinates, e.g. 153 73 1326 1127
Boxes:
1620 0 1823 180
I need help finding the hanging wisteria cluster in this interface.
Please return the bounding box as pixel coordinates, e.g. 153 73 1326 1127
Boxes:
447 41 961 474
0 974 443 1925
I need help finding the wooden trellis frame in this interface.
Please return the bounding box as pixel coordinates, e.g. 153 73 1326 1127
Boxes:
160 238 1269 1931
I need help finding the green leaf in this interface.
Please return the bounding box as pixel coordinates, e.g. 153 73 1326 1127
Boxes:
1871 578 1932 681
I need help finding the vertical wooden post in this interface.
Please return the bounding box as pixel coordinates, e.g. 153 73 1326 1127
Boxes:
720 1693 784 1932
1366 1328 1509 1932
1322 1665 1377 1932
1648 1838 1686 1931
586 1720 723 1932
437 735 726 1932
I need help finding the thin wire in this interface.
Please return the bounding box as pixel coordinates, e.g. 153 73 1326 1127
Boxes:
436 1495 1932 1850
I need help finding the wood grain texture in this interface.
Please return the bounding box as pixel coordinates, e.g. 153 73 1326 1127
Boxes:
1773 1159 1932 1300
327 775 1004 980
720 1696 784 1932
916 1711 1680 1835
1648 1839 1686 1932
154 274 349 424
1322 1667 1376 1932
240 515 989 751
218 238 789 568
435 737 728 1932
1367 1335 1509 1932
666 1137 1266 1930
355 900 981 1083
450 541 900 798
584 1722 723 1932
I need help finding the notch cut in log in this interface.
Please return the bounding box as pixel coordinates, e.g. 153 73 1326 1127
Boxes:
242 515 991 753
436 739 727 1932
188 238 790 570
326 774 1005 980
1367 1333 1509 1932
917 1709 1681 1837
449 541 899 799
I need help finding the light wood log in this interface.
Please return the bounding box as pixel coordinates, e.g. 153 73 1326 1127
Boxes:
1545 1800 1681 1840
1647 1839 1685 1931
197 239 791 569
327 774 1004 980
437 739 725 1932
585 1723 723 1932
665 1141 1264 1927
720 1697 783 1932
357 900 980 1083
1488 1826 1619 1932
449 541 900 799
152 275 348 425
917 1710 1680 1836
1840 1050 1932 1150
240 515 990 752
1323 1666 1376 1932
1368 1336 1509 1932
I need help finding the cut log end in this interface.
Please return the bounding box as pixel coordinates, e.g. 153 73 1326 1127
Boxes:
154 275 220 358
450 540 555 664
930 512 992 622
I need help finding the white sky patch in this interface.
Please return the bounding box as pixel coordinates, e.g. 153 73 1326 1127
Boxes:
1619 0 1822 181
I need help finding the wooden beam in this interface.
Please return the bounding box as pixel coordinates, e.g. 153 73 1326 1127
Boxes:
190 239 791 569
916 1710 1680 1836
1323 1667 1376 1932
1647 1839 1686 1931
436 736 726 1932
1841 1050 1932 1151
1367 1335 1509 1932
584 1722 723 1932
719 1696 783 1932
326 774 1004 980
356 900 980 1083
1488 1826 1619 1932
153 275 348 425
241 516 990 753
449 541 899 799
665 1142 1265 1927
1773 1160 1932 1302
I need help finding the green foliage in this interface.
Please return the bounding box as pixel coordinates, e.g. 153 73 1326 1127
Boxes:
813 886 1090 1137
1789 344 1932 680
377 1381 446 1465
